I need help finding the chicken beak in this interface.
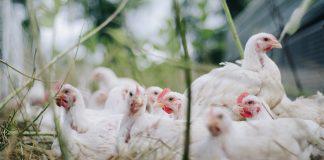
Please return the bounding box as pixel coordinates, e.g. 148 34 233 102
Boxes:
55 92 63 101
271 40 282 49
135 97 143 106
207 117 222 137
55 93 66 108
157 102 164 108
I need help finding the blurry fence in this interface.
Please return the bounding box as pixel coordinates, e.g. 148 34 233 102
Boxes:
226 0 324 97
0 0 36 99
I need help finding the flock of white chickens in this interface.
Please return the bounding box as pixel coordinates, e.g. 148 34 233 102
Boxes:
16 33 324 160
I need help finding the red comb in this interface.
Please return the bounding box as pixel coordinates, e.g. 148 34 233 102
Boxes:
158 88 170 101
236 92 249 104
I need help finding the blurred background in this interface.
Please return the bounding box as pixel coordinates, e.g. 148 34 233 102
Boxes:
0 0 323 100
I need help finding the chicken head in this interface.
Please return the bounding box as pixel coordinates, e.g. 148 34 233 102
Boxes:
206 107 232 137
145 86 163 112
55 84 79 110
126 85 147 116
155 88 186 119
236 93 262 119
252 33 282 53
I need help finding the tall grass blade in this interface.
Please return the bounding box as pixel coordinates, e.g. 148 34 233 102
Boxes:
220 0 244 58
279 0 314 41
173 0 192 159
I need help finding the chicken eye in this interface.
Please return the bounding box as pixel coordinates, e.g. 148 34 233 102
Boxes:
64 90 69 94
263 37 269 41
129 92 133 97
153 91 158 95
168 97 174 102
247 100 254 105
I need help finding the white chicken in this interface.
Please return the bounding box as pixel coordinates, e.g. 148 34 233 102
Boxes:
54 83 143 129
153 88 187 120
118 86 188 159
52 84 122 159
91 67 139 92
273 92 324 127
236 92 276 120
192 107 324 160
102 84 144 115
55 84 96 133
145 86 163 113
117 85 213 159
87 89 108 110
308 91 324 106
190 33 284 117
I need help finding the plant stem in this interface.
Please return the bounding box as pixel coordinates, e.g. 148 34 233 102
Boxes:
173 0 192 159
0 0 129 111
220 0 244 58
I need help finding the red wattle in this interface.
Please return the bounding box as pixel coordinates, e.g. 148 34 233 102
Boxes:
264 46 272 52
162 105 173 114
55 95 70 109
240 107 253 118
